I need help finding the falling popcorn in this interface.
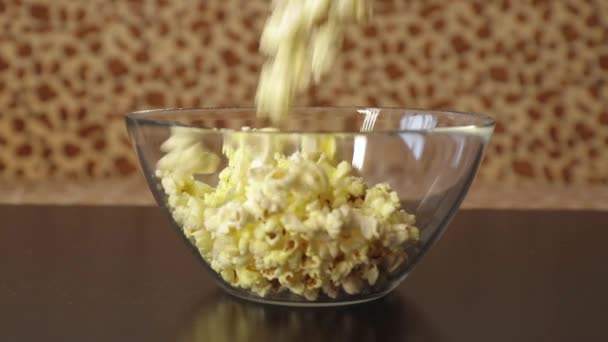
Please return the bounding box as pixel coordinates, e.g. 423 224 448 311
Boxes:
256 0 373 123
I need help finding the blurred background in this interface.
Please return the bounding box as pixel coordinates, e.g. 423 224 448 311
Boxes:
0 0 606 208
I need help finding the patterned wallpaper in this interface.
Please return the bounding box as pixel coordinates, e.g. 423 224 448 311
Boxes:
0 0 606 185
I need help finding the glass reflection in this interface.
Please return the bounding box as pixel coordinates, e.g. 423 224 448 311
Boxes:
352 108 380 170
450 136 465 168
352 135 367 170
399 113 438 130
179 291 436 342
398 114 437 161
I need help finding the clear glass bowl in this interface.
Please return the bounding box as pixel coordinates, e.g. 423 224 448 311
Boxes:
126 107 494 306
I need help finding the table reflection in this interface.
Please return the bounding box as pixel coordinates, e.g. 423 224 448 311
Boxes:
178 291 437 342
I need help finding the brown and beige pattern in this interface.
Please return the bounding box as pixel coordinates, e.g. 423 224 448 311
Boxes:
0 0 606 196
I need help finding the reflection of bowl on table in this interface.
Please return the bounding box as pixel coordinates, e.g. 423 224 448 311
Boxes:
178 290 439 342
126 107 494 306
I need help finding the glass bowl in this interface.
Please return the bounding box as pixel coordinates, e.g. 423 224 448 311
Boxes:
126 107 494 306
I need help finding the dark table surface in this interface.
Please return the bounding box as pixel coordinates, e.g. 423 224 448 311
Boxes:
1 205 607 342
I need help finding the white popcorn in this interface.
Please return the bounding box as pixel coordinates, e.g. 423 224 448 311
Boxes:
256 0 372 122
157 130 420 300
153 0 422 301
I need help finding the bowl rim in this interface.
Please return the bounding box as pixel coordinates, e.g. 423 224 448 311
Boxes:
125 106 496 135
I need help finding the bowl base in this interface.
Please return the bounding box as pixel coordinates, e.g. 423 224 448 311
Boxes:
217 282 399 307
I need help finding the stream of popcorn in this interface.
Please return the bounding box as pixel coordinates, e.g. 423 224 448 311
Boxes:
155 0 421 301
256 0 372 123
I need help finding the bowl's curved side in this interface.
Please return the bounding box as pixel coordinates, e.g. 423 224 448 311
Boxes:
126 117 215 269
393 138 490 287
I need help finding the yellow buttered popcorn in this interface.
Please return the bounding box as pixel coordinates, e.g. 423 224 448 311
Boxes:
157 128 420 300
155 0 419 301
256 0 372 123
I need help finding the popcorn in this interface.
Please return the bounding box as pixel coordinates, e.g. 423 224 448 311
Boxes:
256 0 372 123
154 0 415 302
157 128 420 300
157 127 220 177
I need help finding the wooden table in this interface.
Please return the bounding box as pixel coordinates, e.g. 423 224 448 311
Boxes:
1 206 607 341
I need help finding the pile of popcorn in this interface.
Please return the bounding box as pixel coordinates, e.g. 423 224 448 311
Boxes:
156 127 420 300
